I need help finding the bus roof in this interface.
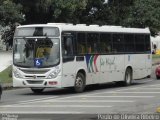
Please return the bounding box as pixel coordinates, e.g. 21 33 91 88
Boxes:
17 23 150 34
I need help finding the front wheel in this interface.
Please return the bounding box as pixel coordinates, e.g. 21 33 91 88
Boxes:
31 88 44 94
124 68 132 86
74 73 86 93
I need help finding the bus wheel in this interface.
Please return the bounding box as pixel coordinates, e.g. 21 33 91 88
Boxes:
156 75 160 80
147 75 151 78
74 72 85 93
31 88 44 94
124 68 132 86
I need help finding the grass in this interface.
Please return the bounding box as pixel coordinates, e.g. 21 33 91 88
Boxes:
152 54 160 59
0 65 12 84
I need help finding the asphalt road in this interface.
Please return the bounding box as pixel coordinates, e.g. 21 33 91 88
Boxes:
0 66 160 120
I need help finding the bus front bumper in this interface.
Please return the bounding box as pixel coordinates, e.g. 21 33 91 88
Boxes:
13 76 62 88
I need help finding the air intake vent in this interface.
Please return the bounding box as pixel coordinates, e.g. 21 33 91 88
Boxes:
26 80 44 84
19 68 50 74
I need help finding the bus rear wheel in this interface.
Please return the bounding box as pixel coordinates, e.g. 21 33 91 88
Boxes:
74 72 86 93
156 75 160 80
31 88 44 94
116 68 133 86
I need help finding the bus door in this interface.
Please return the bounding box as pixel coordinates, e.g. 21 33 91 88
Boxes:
61 33 76 87
145 35 152 75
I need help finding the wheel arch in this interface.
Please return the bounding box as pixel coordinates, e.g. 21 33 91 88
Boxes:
125 66 133 72
76 69 86 79
125 64 133 72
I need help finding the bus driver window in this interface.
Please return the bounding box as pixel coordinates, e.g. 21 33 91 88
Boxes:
63 37 73 55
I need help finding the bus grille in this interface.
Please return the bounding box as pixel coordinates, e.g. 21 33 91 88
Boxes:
25 76 46 79
26 80 44 84
19 69 50 74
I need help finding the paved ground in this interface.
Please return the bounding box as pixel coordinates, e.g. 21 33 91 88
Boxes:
0 78 160 120
0 79 160 114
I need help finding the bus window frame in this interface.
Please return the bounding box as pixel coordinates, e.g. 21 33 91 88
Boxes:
61 32 75 62
72 31 151 56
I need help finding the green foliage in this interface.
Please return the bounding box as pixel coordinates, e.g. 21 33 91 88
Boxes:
123 0 160 36
0 0 23 48
1 25 15 50
13 0 53 24
14 0 88 24
78 0 105 24
0 0 23 26
106 0 134 25
94 0 160 35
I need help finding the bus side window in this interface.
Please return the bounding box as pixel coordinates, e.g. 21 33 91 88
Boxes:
87 33 99 54
63 36 73 56
100 33 112 54
77 33 86 54
77 44 85 54
113 34 124 53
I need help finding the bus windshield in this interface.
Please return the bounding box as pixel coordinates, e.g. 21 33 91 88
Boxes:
13 38 60 68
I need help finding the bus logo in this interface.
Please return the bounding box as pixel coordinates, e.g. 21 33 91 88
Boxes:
85 54 99 73
33 75 37 79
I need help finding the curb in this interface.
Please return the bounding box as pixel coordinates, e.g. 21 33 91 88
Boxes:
152 63 160 66
2 83 13 90
2 84 22 91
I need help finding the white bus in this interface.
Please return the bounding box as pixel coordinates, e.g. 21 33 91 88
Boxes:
12 23 152 93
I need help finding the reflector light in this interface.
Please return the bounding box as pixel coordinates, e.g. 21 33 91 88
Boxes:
49 81 57 85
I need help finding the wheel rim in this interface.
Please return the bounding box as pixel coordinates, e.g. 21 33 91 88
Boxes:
75 76 83 88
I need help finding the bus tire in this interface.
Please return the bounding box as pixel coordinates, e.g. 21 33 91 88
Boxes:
147 75 151 78
31 88 44 94
124 68 132 86
0 85 2 100
74 72 86 93
156 75 160 80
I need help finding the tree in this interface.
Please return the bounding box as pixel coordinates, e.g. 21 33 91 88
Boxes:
12 0 160 35
51 0 87 23
106 0 134 25
124 0 160 36
14 0 88 24
78 0 105 24
80 0 134 25
94 0 160 35
0 0 23 50
13 0 53 24
0 0 23 26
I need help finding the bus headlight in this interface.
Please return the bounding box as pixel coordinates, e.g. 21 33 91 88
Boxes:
47 67 61 79
13 69 23 78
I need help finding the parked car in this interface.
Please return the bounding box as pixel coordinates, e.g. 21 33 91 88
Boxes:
155 65 160 79
0 84 2 100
